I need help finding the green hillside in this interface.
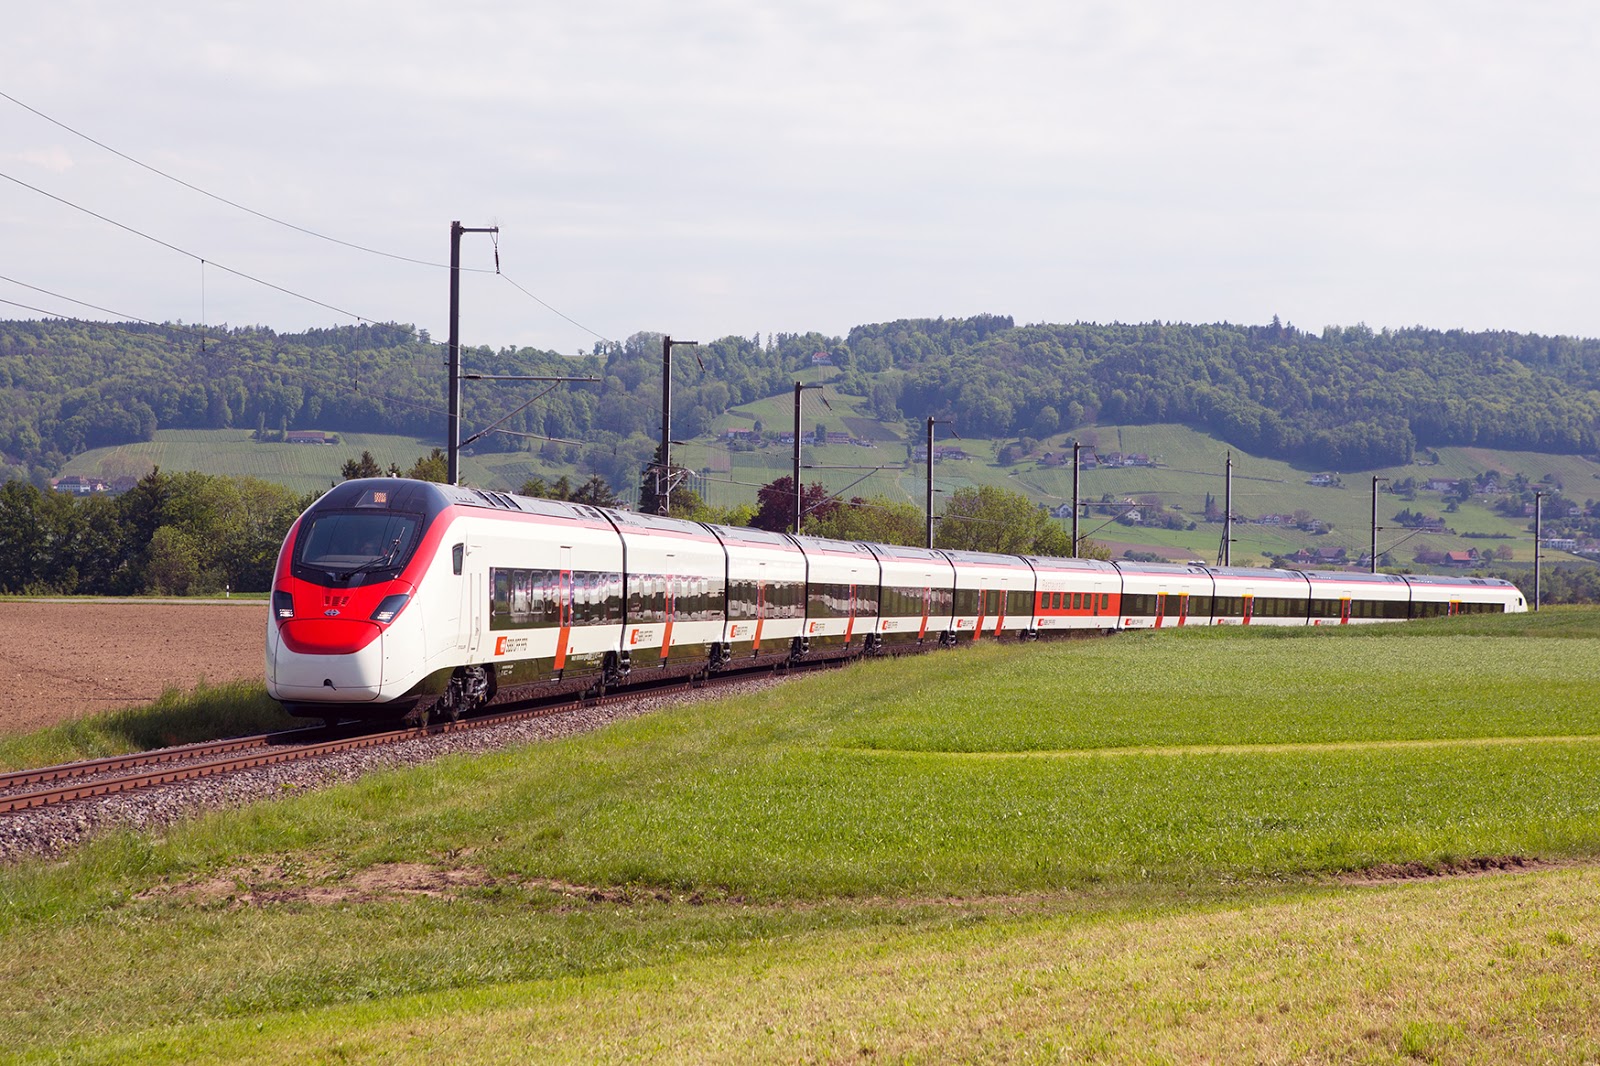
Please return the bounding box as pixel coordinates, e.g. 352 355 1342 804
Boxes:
59 412 1597 572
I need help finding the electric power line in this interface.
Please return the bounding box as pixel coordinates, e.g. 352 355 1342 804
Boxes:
1 90 614 344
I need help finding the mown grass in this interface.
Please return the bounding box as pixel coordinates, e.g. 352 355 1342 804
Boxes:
0 681 299 771
3 612 1599 1060
34 867 1600 1065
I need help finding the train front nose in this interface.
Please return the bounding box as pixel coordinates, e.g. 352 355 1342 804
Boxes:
268 618 386 703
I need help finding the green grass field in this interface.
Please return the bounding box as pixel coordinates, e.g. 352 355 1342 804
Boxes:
2 612 1599 1061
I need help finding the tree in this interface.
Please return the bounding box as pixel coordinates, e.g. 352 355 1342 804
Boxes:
404 448 448 482
340 451 383 480
933 485 1072 555
808 496 923 546
751 476 838 533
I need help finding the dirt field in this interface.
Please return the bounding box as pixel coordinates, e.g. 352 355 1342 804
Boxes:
0 601 266 733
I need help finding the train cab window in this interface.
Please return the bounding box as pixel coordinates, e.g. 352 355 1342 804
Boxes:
452 543 464 575
297 511 422 578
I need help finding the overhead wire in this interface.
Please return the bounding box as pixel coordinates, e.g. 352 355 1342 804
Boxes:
1 90 613 344
0 168 380 325
0 88 489 273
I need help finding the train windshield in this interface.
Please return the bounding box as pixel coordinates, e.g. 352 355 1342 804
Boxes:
297 511 421 578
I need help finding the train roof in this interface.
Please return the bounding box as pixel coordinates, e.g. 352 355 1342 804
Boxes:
1020 555 1119 574
1111 561 1210 578
941 548 1034 569
1205 565 1305 581
1401 573 1521 589
1294 569 1410 586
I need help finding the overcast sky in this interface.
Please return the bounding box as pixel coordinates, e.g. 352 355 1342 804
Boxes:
4 1 1597 355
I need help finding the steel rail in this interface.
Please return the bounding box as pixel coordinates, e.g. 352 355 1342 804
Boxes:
0 651 863 816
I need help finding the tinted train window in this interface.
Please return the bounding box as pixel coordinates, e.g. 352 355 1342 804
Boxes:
298 511 421 574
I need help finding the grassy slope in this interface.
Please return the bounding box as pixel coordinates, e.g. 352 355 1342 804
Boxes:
59 410 1599 569
3 612 1600 1061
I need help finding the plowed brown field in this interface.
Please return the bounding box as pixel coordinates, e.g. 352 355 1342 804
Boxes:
0 601 265 733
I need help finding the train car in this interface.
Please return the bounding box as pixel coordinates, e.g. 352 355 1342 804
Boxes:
1023 555 1120 634
1206 565 1313 626
1299 569 1411 624
791 535 881 656
1113 561 1214 628
1401 573 1526 616
269 479 627 722
867 543 957 648
602 508 728 675
705 523 807 666
943 549 1036 642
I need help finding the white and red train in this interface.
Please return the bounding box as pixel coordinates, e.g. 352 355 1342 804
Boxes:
265 479 1528 722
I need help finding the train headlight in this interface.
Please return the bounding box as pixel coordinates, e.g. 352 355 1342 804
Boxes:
371 594 410 623
272 590 295 619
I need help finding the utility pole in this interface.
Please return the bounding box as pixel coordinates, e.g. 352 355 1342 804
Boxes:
1534 490 1545 611
1370 475 1389 573
793 382 822 534
447 220 499 485
658 336 698 514
1071 441 1081 558
926 416 953 548
1221 451 1234 567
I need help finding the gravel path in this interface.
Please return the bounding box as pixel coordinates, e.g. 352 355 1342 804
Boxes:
0 677 785 861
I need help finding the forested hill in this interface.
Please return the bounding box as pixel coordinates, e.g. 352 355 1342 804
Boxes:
4 314 1600 485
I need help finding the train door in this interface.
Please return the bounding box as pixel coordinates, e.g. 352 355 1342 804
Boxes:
1177 592 1190 626
919 585 931 640
1340 595 1352 625
554 568 573 670
1448 599 1461 617
844 583 858 646
1154 591 1167 629
753 579 766 652
661 574 677 660
449 540 468 650
974 584 987 641
993 588 1005 636
1242 593 1255 626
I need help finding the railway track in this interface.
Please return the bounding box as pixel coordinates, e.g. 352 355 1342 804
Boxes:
0 667 779 816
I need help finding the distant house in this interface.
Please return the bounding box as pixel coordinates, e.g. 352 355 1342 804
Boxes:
825 432 853 445
1541 538 1579 553
51 475 107 496
1314 547 1348 564
285 430 334 445
1308 473 1335 486
810 351 833 365
1424 479 1459 493
1256 513 1294 527
721 428 759 441
1444 549 1480 567
1050 503 1077 519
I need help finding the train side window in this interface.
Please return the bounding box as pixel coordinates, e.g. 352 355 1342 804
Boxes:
452 543 464 575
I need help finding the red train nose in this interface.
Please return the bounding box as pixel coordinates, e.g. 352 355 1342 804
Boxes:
278 619 381 655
